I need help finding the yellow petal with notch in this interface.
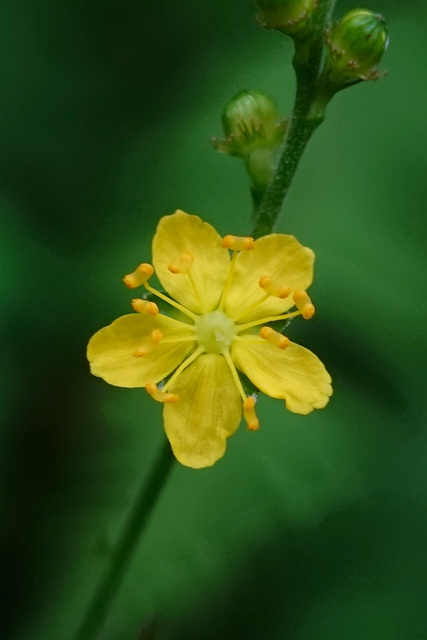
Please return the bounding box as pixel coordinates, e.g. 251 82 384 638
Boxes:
152 210 230 314
232 337 332 415
87 314 195 388
163 353 242 468
224 234 314 322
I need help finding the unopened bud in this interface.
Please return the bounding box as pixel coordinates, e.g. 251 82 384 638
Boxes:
255 0 317 38
326 9 388 82
212 91 286 158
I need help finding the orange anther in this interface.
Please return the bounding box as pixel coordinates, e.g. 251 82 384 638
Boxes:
259 275 291 299
123 263 154 289
243 396 259 431
133 346 148 358
293 290 315 319
260 326 290 349
146 383 179 403
168 251 194 275
222 235 255 251
302 303 315 319
131 299 159 315
151 329 163 344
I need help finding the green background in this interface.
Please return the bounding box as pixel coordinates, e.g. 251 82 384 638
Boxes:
2 1 427 639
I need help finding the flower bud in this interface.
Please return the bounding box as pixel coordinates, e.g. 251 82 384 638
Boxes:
255 0 317 38
326 9 388 82
212 91 286 158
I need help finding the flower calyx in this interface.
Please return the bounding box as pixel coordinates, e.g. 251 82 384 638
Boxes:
255 0 318 39
324 9 388 89
212 91 287 159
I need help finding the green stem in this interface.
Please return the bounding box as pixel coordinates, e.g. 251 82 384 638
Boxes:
74 439 175 640
251 0 336 237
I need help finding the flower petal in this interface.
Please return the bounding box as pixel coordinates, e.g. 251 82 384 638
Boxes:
152 210 230 314
231 337 332 414
224 234 314 323
87 314 195 388
163 353 242 468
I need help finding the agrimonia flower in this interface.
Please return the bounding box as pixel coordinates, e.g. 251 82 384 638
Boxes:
87 211 332 468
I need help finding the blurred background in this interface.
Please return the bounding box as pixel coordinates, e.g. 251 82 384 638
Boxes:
1 1 427 638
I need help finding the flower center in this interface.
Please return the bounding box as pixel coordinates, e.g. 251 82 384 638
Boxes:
194 311 236 354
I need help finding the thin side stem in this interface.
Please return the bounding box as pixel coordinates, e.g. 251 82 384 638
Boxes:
74 439 175 640
252 0 337 237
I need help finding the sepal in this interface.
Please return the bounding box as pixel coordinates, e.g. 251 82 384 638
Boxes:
255 0 318 39
325 9 388 88
212 90 286 158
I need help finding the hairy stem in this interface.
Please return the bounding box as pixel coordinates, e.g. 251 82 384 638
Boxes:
252 0 336 237
74 440 175 640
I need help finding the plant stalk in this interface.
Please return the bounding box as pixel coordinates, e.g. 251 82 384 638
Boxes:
74 439 175 640
251 0 336 237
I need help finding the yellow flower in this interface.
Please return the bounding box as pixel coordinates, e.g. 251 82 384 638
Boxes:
87 210 332 469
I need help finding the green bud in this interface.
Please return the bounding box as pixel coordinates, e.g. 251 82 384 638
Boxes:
212 91 286 158
327 9 388 81
255 0 317 38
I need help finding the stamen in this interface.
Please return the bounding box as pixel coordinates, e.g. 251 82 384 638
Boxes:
231 276 291 323
151 329 163 344
133 331 162 356
231 292 270 322
131 299 159 315
160 335 197 344
259 326 290 350
293 290 315 319
123 263 154 289
162 347 204 393
187 271 206 313
233 335 265 344
221 349 246 402
144 283 197 320
133 346 148 358
218 250 238 311
243 396 259 431
236 309 301 333
222 235 255 251
168 251 194 275
146 383 178 403
259 276 291 299
133 333 195 356
166 252 205 311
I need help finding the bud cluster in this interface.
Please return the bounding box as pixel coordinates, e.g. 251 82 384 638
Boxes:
254 1 388 91
212 2 389 210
